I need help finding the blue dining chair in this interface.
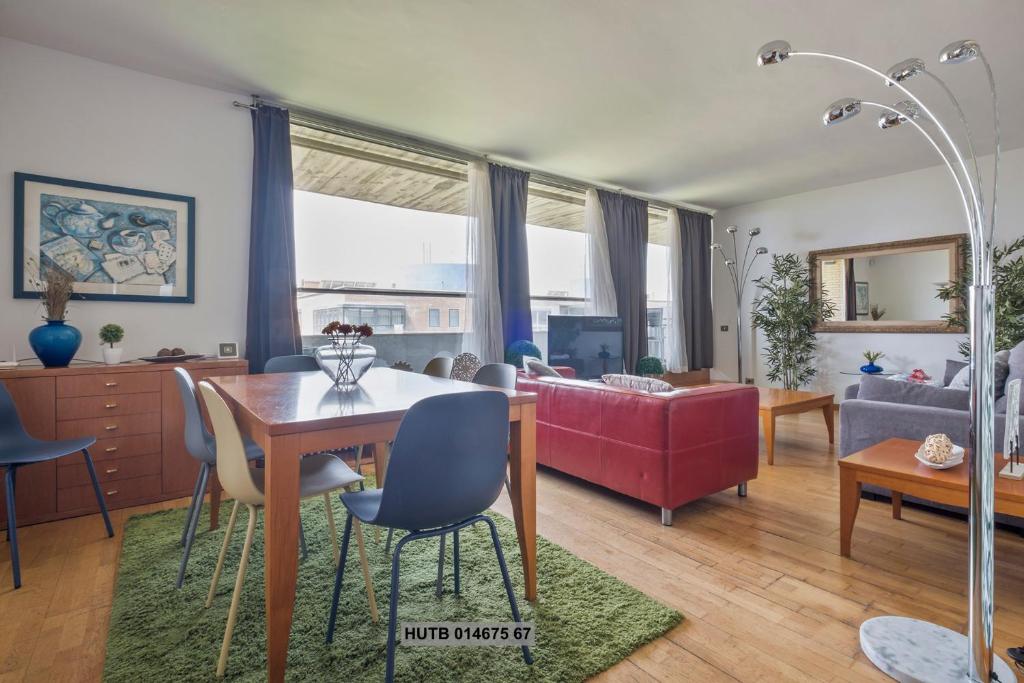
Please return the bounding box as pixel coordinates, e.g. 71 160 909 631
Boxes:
1 381 113 589
263 354 318 374
325 391 533 682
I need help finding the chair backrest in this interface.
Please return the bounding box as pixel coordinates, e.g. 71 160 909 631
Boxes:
172 367 215 464
422 356 454 378
472 363 517 390
450 352 483 381
198 381 264 506
0 381 30 443
374 392 510 530
264 354 319 374
433 351 456 359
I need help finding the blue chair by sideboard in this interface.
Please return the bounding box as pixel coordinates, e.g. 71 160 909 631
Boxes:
1 381 113 589
325 391 533 682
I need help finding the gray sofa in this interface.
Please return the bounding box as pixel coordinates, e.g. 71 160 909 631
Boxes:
841 345 1024 525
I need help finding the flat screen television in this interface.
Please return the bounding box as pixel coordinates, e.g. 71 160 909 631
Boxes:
547 315 624 380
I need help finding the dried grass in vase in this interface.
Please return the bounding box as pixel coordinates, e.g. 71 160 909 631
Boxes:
26 257 76 321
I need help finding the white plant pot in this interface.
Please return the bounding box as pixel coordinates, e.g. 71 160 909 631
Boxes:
102 346 123 365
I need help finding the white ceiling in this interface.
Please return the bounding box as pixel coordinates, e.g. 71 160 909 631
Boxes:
1 0 1021 209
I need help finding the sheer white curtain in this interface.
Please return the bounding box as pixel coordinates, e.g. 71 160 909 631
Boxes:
583 188 618 316
665 208 689 372
463 161 504 362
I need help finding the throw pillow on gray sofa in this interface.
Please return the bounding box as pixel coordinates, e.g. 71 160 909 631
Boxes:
996 341 1024 413
858 374 970 410
946 349 1011 397
943 359 968 386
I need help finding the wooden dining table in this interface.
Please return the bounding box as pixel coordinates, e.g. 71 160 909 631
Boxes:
208 367 538 683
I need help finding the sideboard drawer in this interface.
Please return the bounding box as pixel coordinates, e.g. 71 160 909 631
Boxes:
56 392 161 421
57 372 161 398
58 474 162 513
59 433 163 466
58 452 162 489
56 412 161 440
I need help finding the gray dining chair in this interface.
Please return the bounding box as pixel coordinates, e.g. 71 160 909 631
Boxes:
450 352 483 381
198 381 378 678
1 382 113 589
325 392 533 683
422 355 454 378
435 362 518 594
173 367 265 588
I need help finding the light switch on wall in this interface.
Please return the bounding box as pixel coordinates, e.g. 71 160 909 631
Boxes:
720 325 729 332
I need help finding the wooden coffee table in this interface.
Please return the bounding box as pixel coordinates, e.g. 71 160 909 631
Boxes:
758 387 834 465
839 437 1024 557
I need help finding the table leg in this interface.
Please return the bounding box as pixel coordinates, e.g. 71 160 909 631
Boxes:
373 442 390 487
822 403 835 445
839 467 862 558
209 472 222 531
263 433 301 683
891 491 902 520
508 403 537 602
761 411 776 465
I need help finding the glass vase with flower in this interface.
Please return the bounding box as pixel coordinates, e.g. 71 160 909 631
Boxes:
314 321 376 388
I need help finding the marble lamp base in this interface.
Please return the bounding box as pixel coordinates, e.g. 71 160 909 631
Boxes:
861 617 1016 683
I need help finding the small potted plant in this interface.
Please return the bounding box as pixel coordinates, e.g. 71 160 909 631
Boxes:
636 356 666 378
99 323 125 365
861 350 885 374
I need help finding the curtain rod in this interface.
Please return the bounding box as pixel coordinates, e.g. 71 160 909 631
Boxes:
232 99 715 217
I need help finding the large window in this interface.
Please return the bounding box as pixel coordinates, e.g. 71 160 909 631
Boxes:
646 234 670 361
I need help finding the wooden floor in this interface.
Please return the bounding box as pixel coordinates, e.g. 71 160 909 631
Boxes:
3 412 1024 682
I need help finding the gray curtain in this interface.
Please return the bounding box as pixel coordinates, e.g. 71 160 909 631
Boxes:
598 190 648 373
680 208 714 369
244 105 301 373
488 164 532 348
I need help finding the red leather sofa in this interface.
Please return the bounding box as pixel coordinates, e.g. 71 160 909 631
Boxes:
516 371 759 525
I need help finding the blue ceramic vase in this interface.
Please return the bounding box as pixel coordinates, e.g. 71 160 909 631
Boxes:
29 320 82 367
860 363 883 374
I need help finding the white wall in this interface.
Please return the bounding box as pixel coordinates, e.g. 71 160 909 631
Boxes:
712 146 1024 395
0 38 251 362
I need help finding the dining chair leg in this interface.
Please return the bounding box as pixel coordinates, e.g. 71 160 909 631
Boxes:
177 462 209 588
216 504 257 678
180 469 205 546
298 517 308 561
352 518 378 623
354 445 366 491
5 465 20 589
5 464 15 542
481 516 533 665
325 513 354 644
384 527 394 555
82 449 114 537
503 473 512 496
385 535 408 683
453 529 461 595
435 533 446 597
206 500 240 608
324 493 339 564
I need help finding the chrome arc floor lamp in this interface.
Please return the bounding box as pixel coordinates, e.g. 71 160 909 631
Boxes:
711 226 766 383
757 39 1006 682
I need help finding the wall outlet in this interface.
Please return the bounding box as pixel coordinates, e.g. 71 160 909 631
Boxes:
744 377 755 385
720 325 729 332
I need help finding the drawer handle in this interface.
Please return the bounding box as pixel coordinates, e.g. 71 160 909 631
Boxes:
105 403 118 409
105 467 119 474
106 489 118 496
105 425 119 431
105 446 118 453
105 382 118 387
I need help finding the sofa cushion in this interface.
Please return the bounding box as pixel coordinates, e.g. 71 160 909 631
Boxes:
943 359 968 387
602 373 674 393
948 364 970 390
858 374 970 411
525 359 562 377
947 350 1012 396
1006 341 1024 398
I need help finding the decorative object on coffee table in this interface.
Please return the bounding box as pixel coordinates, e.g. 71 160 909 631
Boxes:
635 355 665 377
751 253 835 390
1000 379 1022 480
315 322 376 388
27 262 81 368
710 225 766 383
757 387 834 465
758 37 1008 680
98 323 125 365
861 350 885 374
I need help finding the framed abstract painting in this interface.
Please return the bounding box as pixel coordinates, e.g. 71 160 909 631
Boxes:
14 172 195 303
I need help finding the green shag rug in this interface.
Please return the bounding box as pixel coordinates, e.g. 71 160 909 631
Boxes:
104 496 680 682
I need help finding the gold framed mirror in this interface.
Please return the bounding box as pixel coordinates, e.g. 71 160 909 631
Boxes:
808 234 967 333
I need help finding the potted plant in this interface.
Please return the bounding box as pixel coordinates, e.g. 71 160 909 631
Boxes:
99 324 125 365
505 340 542 370
636 356 666 377
861 350 885 374
26 262 81 368
751 253 836 390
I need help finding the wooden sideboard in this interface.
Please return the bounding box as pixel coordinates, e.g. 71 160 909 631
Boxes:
0 358 248 529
